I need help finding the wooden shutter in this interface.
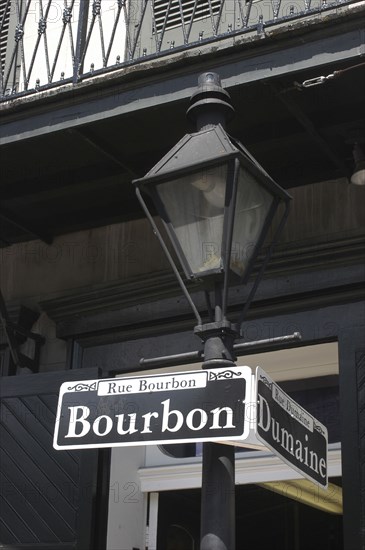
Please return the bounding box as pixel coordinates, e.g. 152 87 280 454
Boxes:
130 0 225 59
153 0 221 33
0 0 11 75
0 368 108 549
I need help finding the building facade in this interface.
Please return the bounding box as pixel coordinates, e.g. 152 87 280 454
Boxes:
0 1 364 548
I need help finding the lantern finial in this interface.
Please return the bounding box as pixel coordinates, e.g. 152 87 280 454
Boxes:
187 72 235 130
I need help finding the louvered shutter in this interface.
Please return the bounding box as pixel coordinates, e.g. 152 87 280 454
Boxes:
0 0 21 94
0 0 10 76
153 0 221 33
0 368 108 549
129 0 232 59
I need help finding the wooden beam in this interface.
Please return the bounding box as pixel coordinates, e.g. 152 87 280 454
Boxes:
0 206 53 243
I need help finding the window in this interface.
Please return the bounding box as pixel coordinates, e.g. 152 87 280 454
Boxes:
156 481 343 549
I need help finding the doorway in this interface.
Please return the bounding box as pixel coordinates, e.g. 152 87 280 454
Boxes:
156 479 343 549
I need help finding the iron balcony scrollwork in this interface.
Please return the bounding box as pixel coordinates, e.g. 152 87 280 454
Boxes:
0 0 358 100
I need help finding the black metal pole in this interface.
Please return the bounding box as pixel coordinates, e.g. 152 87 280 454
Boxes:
198 283 236 550
200 352 237 550
200 442 235 550
200 324 237 550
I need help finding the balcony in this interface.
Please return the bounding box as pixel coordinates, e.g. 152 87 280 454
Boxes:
0 0 361 99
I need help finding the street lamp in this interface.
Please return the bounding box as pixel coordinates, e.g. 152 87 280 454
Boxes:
133 72 291 550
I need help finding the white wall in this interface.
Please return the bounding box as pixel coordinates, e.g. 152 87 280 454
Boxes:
107 445 147 550
16 0 126 91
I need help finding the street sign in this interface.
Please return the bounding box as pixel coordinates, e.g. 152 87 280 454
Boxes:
255 367 328 488
54 366 253 450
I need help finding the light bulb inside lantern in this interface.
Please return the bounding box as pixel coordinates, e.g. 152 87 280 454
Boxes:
190 167 227 208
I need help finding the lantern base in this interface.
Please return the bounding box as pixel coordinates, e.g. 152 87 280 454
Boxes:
194 320 238 368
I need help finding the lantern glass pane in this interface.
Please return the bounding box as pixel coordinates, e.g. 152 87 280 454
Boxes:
231 168 274 277
156 165 228 276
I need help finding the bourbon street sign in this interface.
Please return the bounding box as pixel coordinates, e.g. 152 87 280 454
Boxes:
53 366 253 450
255 367 328 488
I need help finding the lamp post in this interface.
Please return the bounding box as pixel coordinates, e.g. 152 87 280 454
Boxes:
133 72 291 550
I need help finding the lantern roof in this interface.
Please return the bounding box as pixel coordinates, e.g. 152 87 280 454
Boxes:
135 123 291 203
138 124 238 183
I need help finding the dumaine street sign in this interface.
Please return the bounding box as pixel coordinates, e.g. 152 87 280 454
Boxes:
255 367 328 488
53 366 253 450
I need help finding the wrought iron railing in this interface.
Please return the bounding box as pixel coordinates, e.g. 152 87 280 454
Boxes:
0 0 358 101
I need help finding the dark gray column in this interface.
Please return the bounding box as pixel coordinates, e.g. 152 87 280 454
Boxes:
338 328 365 550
